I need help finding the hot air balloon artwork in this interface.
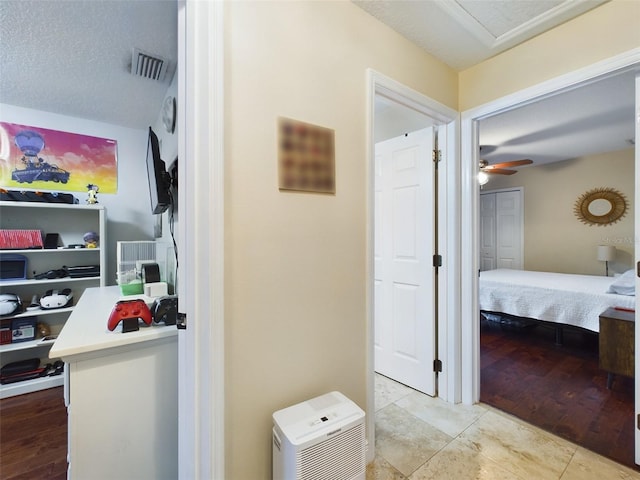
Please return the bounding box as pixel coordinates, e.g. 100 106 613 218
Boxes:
0 122 118 193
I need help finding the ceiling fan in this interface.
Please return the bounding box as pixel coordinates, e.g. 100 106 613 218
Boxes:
477 158 532 185
479 158 533 176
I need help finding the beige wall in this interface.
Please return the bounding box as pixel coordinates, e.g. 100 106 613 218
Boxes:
223 2 457 478
222 0 638 476
484 148 634 275
459 0 640 110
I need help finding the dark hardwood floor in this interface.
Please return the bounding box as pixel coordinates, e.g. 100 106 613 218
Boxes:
480 315 638 470
0 387 67 480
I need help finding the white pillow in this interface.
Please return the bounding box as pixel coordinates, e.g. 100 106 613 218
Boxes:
607 269 636 296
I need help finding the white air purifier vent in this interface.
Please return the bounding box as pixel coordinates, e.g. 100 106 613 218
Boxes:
272 391 365 480
131 48 168 82
297 423 365 480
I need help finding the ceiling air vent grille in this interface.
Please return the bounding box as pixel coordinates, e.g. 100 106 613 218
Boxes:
131 48 168 82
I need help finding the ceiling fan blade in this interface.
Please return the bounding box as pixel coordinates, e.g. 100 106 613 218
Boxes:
479 145 498 155
486 168 517 175
487 159 533 169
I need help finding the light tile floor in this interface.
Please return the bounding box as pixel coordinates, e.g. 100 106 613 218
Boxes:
367 374 640 480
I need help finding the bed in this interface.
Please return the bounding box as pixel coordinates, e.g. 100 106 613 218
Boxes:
479 269 636 334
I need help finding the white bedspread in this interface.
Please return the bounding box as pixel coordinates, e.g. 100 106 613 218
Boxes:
479 269 635 332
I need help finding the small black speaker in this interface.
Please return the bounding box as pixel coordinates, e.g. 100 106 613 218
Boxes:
142 263 161 284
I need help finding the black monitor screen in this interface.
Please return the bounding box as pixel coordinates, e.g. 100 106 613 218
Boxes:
146 127 171 214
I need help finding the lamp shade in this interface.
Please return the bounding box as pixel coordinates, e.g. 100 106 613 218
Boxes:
597 245 616 262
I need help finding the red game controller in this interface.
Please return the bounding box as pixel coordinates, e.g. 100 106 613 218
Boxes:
107 299 152 332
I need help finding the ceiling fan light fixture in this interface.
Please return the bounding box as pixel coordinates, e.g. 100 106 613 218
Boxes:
478 171 489 185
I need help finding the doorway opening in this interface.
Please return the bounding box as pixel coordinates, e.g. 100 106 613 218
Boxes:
366 69 458 461
461 53 640 466
373 111 438 397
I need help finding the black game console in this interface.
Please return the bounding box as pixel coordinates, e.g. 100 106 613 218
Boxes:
64 265 100 278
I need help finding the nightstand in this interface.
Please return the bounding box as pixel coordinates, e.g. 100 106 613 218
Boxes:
599 307 635 389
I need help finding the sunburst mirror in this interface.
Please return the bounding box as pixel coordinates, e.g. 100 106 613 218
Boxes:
574 187 627 226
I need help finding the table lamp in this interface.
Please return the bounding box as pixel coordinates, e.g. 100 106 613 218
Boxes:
597 245 616 276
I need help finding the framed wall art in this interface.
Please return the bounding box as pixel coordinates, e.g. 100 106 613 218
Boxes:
0 122 118 194
278 117 335 194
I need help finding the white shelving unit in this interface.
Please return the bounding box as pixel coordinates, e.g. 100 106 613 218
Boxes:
0 201 106 398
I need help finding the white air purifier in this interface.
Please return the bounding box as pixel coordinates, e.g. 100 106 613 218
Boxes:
272 391 365 480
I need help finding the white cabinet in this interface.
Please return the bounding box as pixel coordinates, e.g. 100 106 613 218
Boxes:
50 286 178 480
0 201 106 398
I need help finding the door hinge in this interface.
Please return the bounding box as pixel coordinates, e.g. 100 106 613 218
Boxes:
638 413 640 430
433 359 442 373
176 312 187 330
432 149 441 162
433 254 442 268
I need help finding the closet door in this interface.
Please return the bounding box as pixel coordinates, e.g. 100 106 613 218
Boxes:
479 193 497 271
479 189 523 271
495 190 523 269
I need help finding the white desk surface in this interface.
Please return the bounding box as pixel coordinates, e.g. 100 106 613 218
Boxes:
50 285 177 360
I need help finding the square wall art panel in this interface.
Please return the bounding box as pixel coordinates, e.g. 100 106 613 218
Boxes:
278 117 335 194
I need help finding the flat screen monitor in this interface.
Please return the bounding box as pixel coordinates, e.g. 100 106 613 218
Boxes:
146 127 171 214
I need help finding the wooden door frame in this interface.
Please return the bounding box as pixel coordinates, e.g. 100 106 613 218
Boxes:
460 49 640 408
366 69 459 462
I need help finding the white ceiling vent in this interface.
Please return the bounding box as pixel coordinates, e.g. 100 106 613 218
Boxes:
131 48 168 82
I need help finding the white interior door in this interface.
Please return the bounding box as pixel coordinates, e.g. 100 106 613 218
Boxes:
374 127 436 396
479 193 497 271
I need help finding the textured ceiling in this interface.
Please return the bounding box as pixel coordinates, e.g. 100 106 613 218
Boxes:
0 0 177 129
0 0 633 168
353 0 607 71
456 0 564 38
